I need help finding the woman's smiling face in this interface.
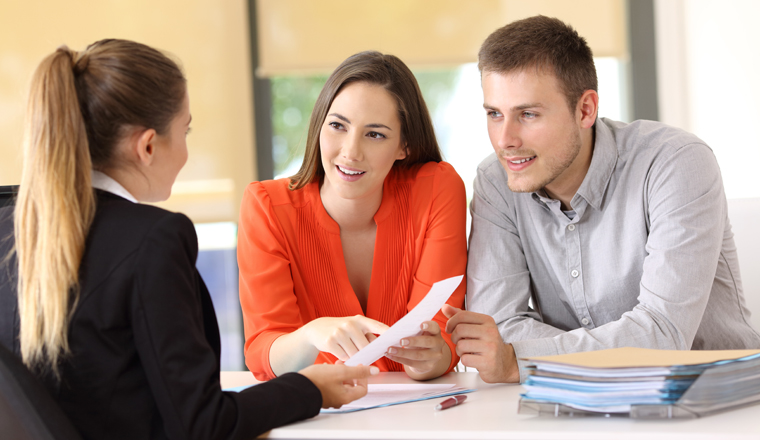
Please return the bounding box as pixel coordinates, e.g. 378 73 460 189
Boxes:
319 81 407 204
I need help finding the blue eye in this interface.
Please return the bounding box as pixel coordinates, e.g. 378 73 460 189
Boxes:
522 111 537 119
486 110 502 119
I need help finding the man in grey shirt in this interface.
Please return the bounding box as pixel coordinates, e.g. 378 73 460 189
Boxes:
443 15 760 383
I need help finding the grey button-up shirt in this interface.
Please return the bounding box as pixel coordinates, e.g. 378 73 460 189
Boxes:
467 118 760 382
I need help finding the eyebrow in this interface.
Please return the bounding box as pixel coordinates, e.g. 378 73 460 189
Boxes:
483 103 545 112
327 113 393 130
512 103 544 112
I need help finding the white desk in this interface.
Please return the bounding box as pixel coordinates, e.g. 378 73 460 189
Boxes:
221 371 760 440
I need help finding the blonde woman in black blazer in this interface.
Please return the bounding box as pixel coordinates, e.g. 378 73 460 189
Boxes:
0 39 375 440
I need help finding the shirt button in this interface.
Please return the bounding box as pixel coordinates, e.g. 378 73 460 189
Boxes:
571 269 579 278
581 318 590 326
567 224 575 231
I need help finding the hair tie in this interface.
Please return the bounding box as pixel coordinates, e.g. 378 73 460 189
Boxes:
73 51 89 75
59 46 88 75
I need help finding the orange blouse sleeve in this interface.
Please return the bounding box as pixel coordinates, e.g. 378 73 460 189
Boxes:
407 162 468 374
237 182 301 380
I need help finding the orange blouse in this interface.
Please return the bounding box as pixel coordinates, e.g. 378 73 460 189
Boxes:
238 161 467 381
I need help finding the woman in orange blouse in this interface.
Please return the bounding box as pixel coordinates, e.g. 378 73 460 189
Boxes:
238 51 467 381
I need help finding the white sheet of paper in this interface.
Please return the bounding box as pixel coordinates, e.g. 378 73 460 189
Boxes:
321 383 469 413
344 275 463 367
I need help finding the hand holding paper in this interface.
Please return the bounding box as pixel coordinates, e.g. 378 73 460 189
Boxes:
344 275 463 367
303 315 390 361
385 320 449 375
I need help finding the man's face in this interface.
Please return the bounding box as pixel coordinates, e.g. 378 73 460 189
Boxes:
482 70 585 197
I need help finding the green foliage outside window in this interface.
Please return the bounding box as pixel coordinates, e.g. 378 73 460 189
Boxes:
270 69 460 177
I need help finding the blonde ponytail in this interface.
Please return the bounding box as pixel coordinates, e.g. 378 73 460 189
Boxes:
14 39 185 375
15 47 96 373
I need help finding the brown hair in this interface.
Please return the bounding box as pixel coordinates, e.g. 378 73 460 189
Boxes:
15 39 186 374
289 51 441 190
478 15 598 110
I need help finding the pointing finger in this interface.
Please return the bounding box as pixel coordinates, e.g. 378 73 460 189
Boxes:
355 316 390 335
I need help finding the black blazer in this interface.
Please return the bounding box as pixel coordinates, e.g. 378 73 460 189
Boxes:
0 191 321 440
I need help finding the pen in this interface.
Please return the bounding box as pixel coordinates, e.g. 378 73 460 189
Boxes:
435 394 467 411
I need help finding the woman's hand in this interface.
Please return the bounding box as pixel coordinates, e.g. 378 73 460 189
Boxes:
269 315 388 376
303 316 389 361
299 363 379 409
384 320 451 380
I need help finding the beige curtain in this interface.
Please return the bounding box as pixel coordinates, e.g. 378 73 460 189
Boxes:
257 0 627 76
0 0 627 223
0 0 255 223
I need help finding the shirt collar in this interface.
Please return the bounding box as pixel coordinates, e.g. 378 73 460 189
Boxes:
91 170 138 203
570 118 618 211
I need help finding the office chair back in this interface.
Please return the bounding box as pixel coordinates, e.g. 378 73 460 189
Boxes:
0 184 82 439
0 184 81 439
0 344 83 440
0 185 18 208
1 184 81 439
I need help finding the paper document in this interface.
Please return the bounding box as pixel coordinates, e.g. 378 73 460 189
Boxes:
344 275 463 367
321 383 474 413
524 347 760 369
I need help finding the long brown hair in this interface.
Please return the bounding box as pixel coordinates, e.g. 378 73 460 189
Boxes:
14 39 186 374
289 51 442 190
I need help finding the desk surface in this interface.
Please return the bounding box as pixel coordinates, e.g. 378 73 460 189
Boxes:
221 371 760 440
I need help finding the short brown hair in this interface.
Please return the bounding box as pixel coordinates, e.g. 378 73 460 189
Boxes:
289 51 441 190
478 15 598 110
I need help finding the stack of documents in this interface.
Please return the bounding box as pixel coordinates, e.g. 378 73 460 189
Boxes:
518 347 760 418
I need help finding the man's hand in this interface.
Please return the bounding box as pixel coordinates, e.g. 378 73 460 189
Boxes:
299 364 379 409
442 304 520 383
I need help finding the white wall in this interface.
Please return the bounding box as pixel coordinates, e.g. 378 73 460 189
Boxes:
655 0 760 200
655 0 760 330
727 198 760 332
